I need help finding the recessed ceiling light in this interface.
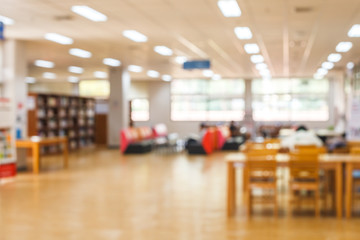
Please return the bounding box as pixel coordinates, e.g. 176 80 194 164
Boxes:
259 68 270 76
147 70 160 78
212 74 222 81
175 56 187 64
43 72 56 79
68 76 79 83
347 62 355 69
69 48 92 58
122 30 148 42
255 63 268 70
234 27 252 39
327 53 342 63
154 46 173 56
25 77 36 84
203 70 213 77
128 65 143 73
44 33 73 45
68 66 84 74
317 68 328 75
103 58 121 67
321 62 334 70
217 0 241 17
244 43 260 54
71 5 107 22
34 60 55 68
348 24 360 37
94 71 108 79
250 55 264 64
0 15 15 25
336 42 353 52
162 75 172 82
313 73 324 80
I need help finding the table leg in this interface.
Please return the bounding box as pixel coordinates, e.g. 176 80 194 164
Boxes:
63 139 69 168
227 162 235 217
346 163 353 218
335 163 343 219
32 143 40 174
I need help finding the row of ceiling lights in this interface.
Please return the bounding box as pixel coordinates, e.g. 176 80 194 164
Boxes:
314 25 360 79
218 0 270 79
1 6 180 84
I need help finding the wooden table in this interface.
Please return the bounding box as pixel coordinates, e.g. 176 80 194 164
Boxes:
226 153 345 218
344 157 360 218
16 137 68 174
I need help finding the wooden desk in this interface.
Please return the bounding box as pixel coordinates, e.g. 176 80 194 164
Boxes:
16 137 68 174
226 153 345 218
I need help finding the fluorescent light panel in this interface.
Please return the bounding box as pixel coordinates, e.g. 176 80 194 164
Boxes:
34 60 54 68
147 70 160 78
322 62 334 70
336 42 353 52
162 75 172 82
212 74 221 81
234 27 252 39
317 68 328 75
71 5 107 22
94 71 108 79
0 15 15 25
250 55 264 63
244 43 260 54
68 76 79 83
255 63 268 70
203 70 213 77
69 48 92 58
217 0 241 17
175 56 187 64
327 53 342 63
154 46 173 56
43 72 56 79
103 58 121 67
347 62 355 69
128 65 143 73
25 77 36 84
122 30 148 42
348 24 360 37
45 33 73 45
68 66 84 74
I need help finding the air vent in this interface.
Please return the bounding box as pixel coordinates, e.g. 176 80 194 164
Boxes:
54 15 73 21
294 6 313 13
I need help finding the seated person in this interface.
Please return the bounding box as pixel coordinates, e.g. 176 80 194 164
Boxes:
281 125 323 151
185 123 209 149
229 121 239 137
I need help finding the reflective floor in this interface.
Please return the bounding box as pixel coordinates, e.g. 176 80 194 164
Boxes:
1 148 360 240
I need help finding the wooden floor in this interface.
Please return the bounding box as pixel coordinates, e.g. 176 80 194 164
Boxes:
1 148 360 240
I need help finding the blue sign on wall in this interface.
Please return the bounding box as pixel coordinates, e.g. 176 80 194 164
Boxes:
183 60 211 70
0 22 4 40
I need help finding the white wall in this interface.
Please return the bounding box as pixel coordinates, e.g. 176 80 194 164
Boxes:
29 82 78 95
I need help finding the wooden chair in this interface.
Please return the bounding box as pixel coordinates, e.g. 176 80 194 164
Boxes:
348 147 360 215
245 152 278 217
289 152 320 217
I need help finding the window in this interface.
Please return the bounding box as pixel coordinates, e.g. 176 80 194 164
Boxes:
252 78 329 121
79 80 110 98
131 99 149 121
171 79 245 121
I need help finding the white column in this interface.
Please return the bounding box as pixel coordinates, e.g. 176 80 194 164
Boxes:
107 66 130 147
2 40 28 138
328 70 345 129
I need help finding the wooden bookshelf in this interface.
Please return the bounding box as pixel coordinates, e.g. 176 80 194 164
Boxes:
28 93 96 153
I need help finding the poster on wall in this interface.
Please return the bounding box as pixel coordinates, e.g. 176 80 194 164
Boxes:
347 99 360 140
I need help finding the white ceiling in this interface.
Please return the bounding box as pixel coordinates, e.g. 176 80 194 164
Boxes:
2 0 360 82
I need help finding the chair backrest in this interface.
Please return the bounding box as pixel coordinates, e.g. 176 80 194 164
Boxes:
246 152 277 182
289 152 319 182
350 147 360 154
293 146 327 154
